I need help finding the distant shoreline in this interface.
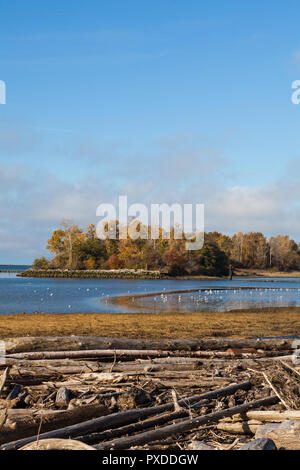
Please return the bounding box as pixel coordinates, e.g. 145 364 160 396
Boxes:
18 269 165 279
16 267 300 280
0 265 31 273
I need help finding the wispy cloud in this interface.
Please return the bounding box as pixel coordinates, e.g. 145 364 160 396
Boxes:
1 129 300 263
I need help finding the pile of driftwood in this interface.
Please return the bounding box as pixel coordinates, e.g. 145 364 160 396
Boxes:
1 335 300 450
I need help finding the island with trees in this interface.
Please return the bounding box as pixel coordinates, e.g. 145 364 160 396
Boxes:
20 221 300 279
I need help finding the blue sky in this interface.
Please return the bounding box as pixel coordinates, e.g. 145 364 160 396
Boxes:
1 0 300 263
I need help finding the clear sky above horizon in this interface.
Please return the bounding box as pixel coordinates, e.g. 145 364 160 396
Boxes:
1 0 300 263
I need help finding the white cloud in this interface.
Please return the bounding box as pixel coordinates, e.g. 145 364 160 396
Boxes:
1 132 300 263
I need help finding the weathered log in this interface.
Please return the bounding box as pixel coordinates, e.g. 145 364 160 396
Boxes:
255 421 300 450
0 381 251 450
103 362 205 372
95 395 279 450
0 404 108 445
4 336 294 354
1 359 101 369
6 348 283 362
20 438 96 451
227 410 300 423
148 356 283 365
7 350 177 361
55 387 70 408
217 420 260 435
6 369 62 386
78 400 209 444
150 379 230 388
42 372 141 390
6 350 292 362
132 370 229 380
150 357 205 364
0 368 8 393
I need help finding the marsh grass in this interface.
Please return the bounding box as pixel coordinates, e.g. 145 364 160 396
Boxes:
1 307 300 340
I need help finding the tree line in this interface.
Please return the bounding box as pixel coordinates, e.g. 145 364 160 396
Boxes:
32 221 300 276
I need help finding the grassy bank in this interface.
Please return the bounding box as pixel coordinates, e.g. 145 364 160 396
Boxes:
234 268 300 278
1 307 300 340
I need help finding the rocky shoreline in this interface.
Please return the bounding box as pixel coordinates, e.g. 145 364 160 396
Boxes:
18 269 165 279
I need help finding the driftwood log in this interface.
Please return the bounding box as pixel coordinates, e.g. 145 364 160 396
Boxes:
20 438 96 451
0 404 108 444
96 395 279 450
0 368 8 393
7 350 177 361
225 410 300 423
7 348 291 362
0 381 251 450
217 420 260 435
77 400 209 444
4 336 294 354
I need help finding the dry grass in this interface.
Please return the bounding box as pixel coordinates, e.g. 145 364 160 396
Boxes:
1 307 300 340
234 269 300 278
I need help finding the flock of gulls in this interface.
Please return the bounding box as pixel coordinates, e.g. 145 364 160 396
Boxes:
19 282 300 313
147 287 300 311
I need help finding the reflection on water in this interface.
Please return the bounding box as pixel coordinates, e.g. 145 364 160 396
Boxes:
127 287 300 313
1 273 300 314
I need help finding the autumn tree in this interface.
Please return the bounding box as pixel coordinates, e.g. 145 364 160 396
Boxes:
34 219 300 275
269 235 300 271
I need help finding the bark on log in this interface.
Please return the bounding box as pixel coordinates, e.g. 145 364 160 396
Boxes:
20 438 96 451
7 370 62 386
77 400 209 445
0 404 108 445
55 387 70 408
7 350 180 361
217 420 260 435
149 380 229 388
255 421 300 450
8 349 283 362
41 372 141 389
103 362 205 372
228 410 300 423
0 381 251 450
4 336 293 354
95 396 279 450
1 359 101 369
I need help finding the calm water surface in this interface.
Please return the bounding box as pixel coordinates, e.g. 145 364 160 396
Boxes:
1 272 300 314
